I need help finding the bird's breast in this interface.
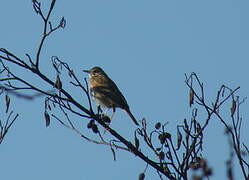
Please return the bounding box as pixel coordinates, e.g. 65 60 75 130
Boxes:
90 86 113 108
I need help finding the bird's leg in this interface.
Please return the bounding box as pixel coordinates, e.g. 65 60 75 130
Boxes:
97 105 103 115
110 107 116 120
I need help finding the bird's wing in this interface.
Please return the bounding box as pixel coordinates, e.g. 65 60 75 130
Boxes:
93 79 129 109
109 79 129 108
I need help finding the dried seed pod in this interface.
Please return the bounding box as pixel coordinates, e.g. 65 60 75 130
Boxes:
87 120 94 129
138 173 145 180
155 122 161 129
158 132 171 144
92 124 99 133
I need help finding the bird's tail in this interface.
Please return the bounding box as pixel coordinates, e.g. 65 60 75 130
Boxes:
125 109 139 126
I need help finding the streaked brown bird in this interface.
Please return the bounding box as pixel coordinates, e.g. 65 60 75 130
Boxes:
83 66 139 126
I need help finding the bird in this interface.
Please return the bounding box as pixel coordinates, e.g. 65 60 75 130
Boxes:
83 66 139 126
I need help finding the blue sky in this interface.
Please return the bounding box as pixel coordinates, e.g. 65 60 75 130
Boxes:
1 0 249 179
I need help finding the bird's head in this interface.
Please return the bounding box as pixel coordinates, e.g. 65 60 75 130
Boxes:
83 66 106 78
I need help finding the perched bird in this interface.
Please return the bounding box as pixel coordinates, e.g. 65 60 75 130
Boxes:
83 66 139 126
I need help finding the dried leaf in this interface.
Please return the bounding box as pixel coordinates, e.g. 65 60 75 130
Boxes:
5 94 10 113
196 123 202 135
158 133 166 144
159 151 165 160
227 166 233 180
44 111 50 127
189 88 194 107
60 17 66 28
176 129 182 150
230 99 236 117
55 75 62 89
135 137 140 150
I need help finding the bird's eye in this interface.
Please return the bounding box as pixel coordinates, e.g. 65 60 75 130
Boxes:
92 69 100 74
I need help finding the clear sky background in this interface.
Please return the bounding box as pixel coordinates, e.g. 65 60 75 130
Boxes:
0 0 249 179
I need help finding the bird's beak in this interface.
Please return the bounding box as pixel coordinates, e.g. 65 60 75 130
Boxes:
83 69 90 73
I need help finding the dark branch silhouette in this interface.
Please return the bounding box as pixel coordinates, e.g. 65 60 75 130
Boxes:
0 1 248 179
